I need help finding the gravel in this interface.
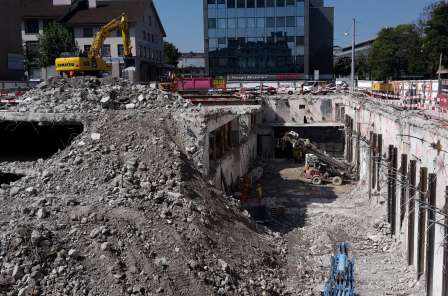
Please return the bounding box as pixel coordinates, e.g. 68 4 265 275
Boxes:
0 77 288 296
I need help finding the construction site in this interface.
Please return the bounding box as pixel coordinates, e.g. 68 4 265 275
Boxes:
0 75 446 296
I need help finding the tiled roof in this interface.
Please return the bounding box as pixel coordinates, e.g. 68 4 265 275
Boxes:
20 0 166 37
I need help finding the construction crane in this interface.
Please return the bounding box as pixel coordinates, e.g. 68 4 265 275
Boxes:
322 242 356 296
284 131 356 185
55 13 134 77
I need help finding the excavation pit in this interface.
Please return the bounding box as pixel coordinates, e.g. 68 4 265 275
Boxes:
0 172 24 185
0 120 84 161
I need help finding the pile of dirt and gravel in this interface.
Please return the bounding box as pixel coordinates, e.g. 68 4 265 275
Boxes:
5 77 192 113
284 187 426 296
0 78 288 296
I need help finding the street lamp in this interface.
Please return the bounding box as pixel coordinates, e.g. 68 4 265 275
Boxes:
344 19 356 92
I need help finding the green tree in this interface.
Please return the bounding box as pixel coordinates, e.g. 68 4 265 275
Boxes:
164 41 181 67
334 55 370 79
356 55 371 80
38 22 77 67
333 57 351 78
369 24 426 80
422 1 448 74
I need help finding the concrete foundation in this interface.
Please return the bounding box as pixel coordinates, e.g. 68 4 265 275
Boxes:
343 95 448 296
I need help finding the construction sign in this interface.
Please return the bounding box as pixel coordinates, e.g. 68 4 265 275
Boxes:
213 77 226 90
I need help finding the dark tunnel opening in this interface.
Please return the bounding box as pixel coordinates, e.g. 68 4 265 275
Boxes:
0 172 25 185
0 120 84 161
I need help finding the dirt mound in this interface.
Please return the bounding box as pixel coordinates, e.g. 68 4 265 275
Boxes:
7 77 190 113
0 104 287 295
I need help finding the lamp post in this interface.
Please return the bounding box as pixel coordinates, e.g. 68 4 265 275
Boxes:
351 18 356 92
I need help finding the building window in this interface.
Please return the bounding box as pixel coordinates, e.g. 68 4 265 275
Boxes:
286 16 296 27
148 16 152 26
142 30 146 40
247 18 256 28
24 20 39 34
266 0 275 7
228 18 237 29
237 0 245 8
286 0 295 5
84 45 91 54
227 0 236 8
276 16 285 27
217 18 226 29
208 0 216 3
256 17 265 28
296 36 304 45
117 44 124 57
247 0 255 8
238 18 247 28
83 27 93 37
266 17 275 28
297 1 305 16
102 44 111 57
208 18 217 29
276 0 285 7
257 0 265 7
218 37 227 46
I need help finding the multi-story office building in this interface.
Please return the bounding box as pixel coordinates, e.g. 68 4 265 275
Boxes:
203 0 334 80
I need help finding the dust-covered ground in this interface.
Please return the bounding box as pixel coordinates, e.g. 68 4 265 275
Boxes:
259 161 426 296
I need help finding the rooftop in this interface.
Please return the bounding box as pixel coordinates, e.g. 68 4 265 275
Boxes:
20 0 166 36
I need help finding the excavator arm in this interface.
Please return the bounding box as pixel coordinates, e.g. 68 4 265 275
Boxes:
88 13 133 64
55 13 134 76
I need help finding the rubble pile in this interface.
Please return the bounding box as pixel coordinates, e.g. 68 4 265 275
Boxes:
0 78 288 295
7 77 191 113
284 190 425 296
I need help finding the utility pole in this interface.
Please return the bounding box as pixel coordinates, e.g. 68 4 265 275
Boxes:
351 18 356 92
438 53 443 98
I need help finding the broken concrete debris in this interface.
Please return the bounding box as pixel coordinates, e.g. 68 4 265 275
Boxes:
0 77 428 296
0 77 287 296
6 77 191 113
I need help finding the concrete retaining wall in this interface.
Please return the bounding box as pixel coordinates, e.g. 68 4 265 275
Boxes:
344 95 448 296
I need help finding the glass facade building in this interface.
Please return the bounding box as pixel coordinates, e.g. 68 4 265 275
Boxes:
204 0 334 80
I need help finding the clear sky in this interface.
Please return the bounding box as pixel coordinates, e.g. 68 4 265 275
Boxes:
153 0 437 52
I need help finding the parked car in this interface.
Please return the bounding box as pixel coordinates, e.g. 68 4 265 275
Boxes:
303 81 318 93
278 86 301 95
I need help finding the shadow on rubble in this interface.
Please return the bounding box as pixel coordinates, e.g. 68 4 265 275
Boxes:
246 160 338 234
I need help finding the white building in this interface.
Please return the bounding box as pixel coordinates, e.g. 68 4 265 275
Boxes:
21 0 166 81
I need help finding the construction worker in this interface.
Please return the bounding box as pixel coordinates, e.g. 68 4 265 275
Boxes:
256 182 263 204
240 176 251 204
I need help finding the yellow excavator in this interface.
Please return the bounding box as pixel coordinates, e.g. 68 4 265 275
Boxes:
55 13 134 77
